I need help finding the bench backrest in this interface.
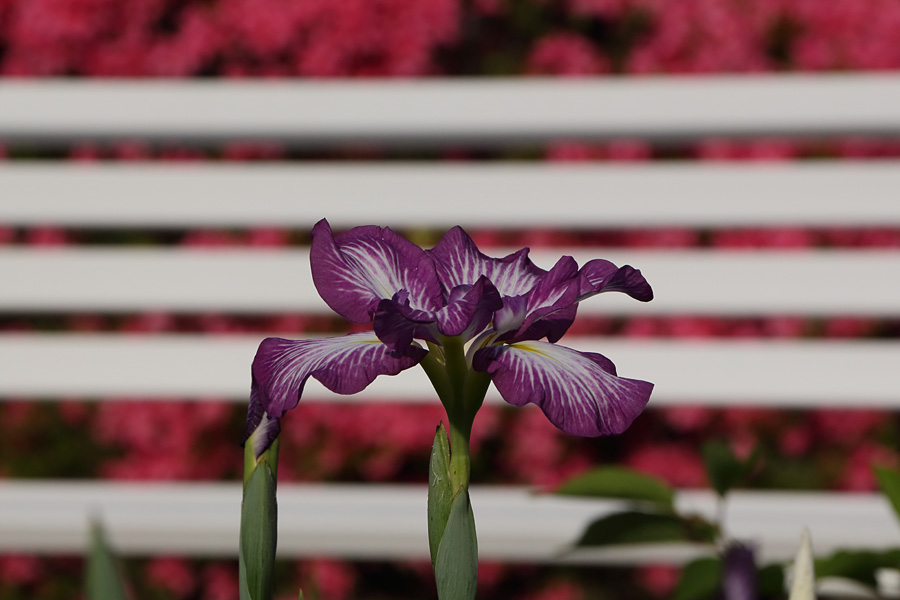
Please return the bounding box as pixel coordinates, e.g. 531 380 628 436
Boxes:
1 75 899 562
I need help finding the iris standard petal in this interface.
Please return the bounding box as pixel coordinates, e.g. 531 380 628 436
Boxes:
473 341 652 437
374 277 502 355
500 256 582 343
310 219 443 323
434 276 502 340
246 332 425 451
578 259 653 303
373 292 440 357
428 226 545 297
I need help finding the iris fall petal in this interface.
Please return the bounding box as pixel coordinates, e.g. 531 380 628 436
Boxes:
247 332 425 454
473 341 653 436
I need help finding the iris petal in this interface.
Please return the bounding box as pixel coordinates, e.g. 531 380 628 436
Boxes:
428 226 545 297
473 341 652 437
501 256 581 343
310 219 443 323
246 332 425 453
578 259 653 303
373 292 440 357
435 276 502 340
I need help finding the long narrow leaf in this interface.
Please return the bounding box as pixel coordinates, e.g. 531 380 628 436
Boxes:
434 491 478 600
240 440 279 600
428 423 454 568
86 521 130 600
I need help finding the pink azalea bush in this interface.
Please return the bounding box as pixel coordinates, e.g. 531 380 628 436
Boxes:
1 0 899 597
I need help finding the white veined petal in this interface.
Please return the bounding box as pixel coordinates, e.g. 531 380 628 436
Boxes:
474 340 652 436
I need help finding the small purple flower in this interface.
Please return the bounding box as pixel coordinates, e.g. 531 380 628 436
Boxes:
245 219 654 456
722 543 758 600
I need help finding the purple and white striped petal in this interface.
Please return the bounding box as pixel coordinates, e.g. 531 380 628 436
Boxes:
473 341 652 437
310 219 443 323
428 226 546 297
246 332 425 454
244 399 281 460
434 276 502 340
373 292 440 357
578 259 653 303
503 256 582 343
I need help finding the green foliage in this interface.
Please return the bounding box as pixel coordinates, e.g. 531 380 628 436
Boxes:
816 549 900 589
86 522 130 600
428 424 454 568
434 491 478 600
757 564 786 599
555 466 675 512
702 441 760 498
575 511 717 547
874 466 900 523
671 557 721 600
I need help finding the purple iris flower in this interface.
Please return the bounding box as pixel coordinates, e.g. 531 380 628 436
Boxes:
245 219 654 457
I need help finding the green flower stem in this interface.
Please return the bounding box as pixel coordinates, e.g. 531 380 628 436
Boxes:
420 336 490 495
447 417 471 494
422 336 490 599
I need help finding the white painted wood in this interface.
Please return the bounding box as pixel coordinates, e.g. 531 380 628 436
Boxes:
1 334 897 408
2 74 898 565
3 248 898 315
0 482 894 563
0 75 898 143
2 162 900 228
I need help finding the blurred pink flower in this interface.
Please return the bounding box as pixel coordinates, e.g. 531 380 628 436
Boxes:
146 557 196 598
0 555 42 586
813 409 886 446
526 33 609 76
202 564 239 600
638 564 681 597
838 443 899 491
661 405 714 432
25 226 69 246
626 442 707 487
780 425 812 457
546 141 601 162
520 580 584 600
303 558 356 600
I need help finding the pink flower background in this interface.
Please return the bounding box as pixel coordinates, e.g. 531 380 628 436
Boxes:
2 0 900 598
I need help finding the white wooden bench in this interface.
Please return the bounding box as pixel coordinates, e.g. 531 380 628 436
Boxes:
1 74 899 564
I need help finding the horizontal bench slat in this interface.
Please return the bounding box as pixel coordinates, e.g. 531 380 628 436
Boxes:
0 481 893 563
2 334 897 407
3 249 898 315
2 162 900 228
1 75 899 143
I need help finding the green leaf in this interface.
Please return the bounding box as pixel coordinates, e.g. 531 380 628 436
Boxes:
86 521 130 600
702 441 759 497
428 423 454 568
555 467 675 511
434 490 478 600
576 511 717 547
874 466 900 524
816 549 900 588
758 564 786 599
240 443 279 600
671 557 721 600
